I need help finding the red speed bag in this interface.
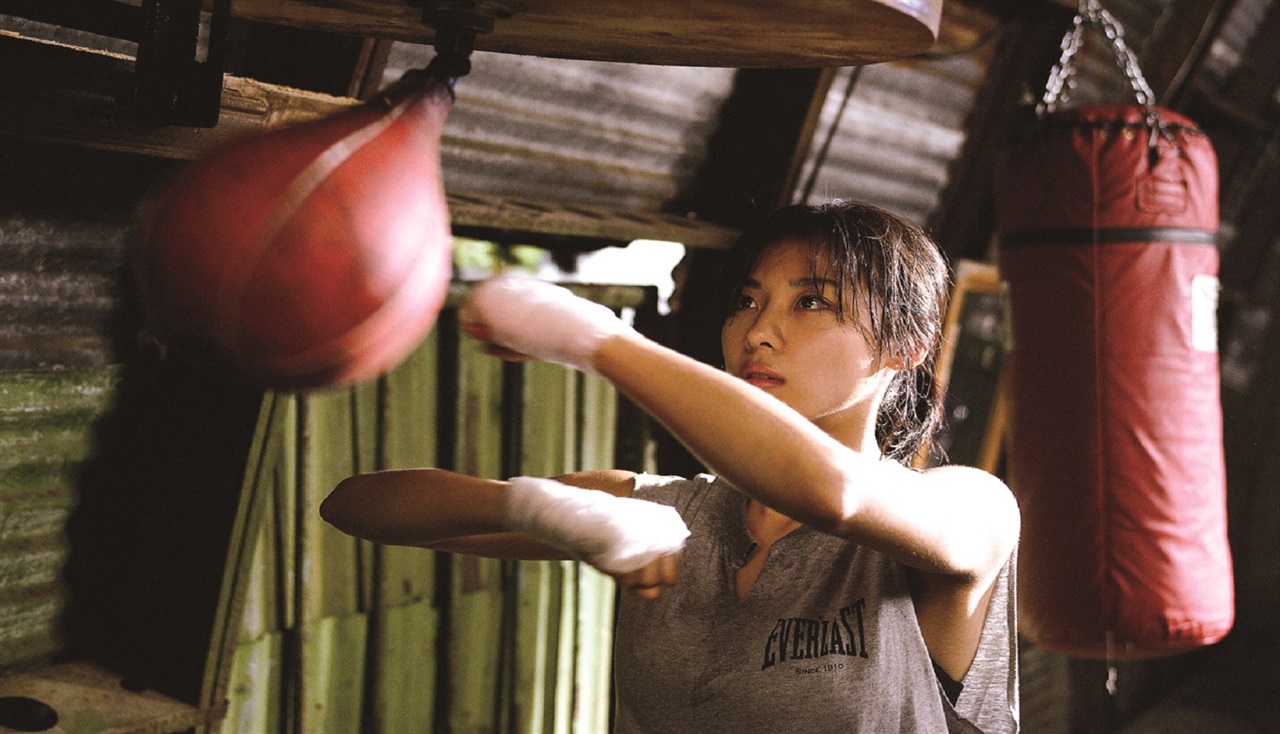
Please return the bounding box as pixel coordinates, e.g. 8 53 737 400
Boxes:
135 73 455 391
995 105 1234 659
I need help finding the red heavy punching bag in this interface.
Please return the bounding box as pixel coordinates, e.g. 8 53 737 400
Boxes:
134 68 456 391
995 3 1233 659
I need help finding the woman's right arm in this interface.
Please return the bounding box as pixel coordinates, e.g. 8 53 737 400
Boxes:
320 468 636 558
322 468 683 598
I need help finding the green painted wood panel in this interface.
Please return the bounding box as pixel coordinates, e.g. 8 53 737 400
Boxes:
573 372 622 734
515 362 575 734
366 337 440 733
449 336 508 734
209 395 295 734
298 386 374 734
209 291 648 733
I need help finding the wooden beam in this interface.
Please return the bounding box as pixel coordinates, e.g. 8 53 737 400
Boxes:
926 5 1076 263
0 31 740 251
1213 3 1280 291
1140 0 1240 108
0 31 354 159
0 662 206 733
233 22 378 99
0 0 142 41
349 38 396 100
671 67 836 226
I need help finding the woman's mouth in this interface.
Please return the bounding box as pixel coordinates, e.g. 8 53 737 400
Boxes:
740 363 783 388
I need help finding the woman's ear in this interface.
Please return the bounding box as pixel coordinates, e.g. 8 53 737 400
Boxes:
889 346 930 371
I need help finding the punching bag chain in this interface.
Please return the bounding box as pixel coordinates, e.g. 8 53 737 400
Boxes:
1038 0 1155 116
1039 0 1170 164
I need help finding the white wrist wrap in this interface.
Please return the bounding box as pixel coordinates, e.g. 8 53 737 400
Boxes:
462 273 633 373
503 476 690 574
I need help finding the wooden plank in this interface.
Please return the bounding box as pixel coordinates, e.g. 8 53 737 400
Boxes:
550 561 578 734
0 32 355 159
297 392 364 621
520 361 576 477
208 394 299 734
299 612 370 734
579 371 619 472
379 330 440 472
0 32 740 250
199 394 288 724
295 388 375 734
369 599 439 733
278 397 301 640
513 362 577 732
446 192 740 252
219 632 286 734
208 0 943 68
573 371 620 733
448 336 507 733
0 662 203 734
573 567 615 734
513 559 558 732
352 381 381 617
366 337 440 732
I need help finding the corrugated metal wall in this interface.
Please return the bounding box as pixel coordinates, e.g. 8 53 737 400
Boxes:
0 369 118 669
381 46 737 213
792 9 999 226
0 140 171 679
1201 0 1276 88
793 57 984 225
208 296 650 734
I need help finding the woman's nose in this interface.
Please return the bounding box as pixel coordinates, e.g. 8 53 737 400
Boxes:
746 307 782 351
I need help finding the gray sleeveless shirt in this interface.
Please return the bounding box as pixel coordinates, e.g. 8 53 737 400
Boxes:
613 474 1018 734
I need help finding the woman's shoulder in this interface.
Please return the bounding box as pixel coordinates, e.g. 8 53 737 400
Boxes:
631 472 719 499
631 472 736 520
918 462 1009 493
919 464 1020 536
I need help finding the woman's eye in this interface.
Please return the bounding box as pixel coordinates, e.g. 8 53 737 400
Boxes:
798 294 828 310
735 294 757 310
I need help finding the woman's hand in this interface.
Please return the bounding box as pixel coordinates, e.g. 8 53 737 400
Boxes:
504 476 690 575
614 553 681 600
458 320 535 362
459 273 634 373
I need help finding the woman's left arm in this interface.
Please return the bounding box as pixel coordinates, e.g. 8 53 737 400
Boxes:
462 275 1019 581
594 332 1019 581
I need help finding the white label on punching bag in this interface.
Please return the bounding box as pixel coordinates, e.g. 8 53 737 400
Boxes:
1191 274 1220 353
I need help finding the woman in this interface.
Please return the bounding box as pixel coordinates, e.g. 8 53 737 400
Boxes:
321 201 1021 733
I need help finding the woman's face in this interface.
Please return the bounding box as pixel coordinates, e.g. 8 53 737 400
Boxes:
721 239 895 445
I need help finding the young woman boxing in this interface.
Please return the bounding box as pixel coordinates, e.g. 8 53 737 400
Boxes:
322 201 1021 733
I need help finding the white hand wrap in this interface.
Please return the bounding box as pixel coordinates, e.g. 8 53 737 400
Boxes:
503 476 690 574
461 273 633 373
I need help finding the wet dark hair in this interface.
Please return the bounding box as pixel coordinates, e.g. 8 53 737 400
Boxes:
718 201 951 466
